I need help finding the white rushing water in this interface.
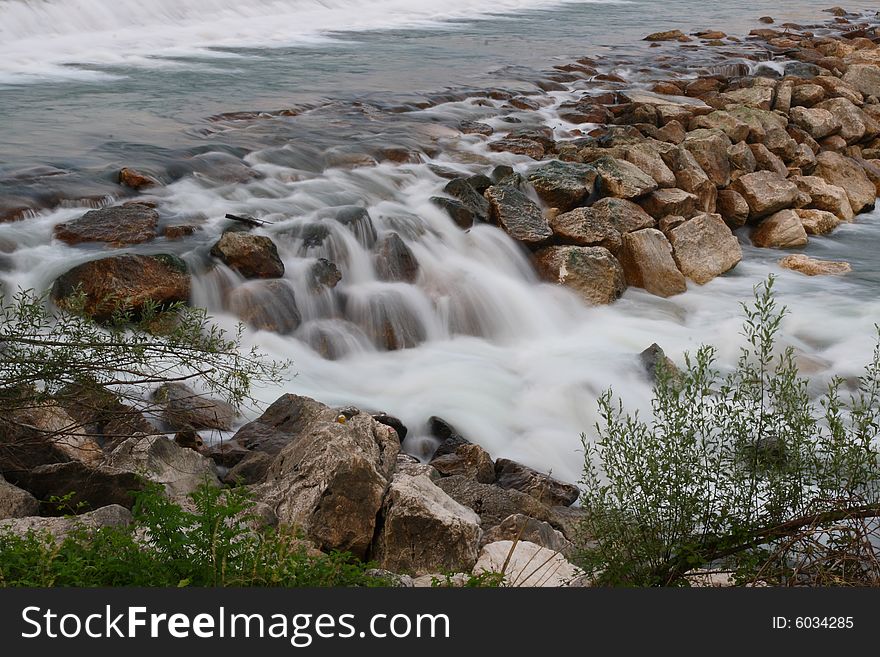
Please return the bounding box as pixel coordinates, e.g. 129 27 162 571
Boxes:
0 0 616 82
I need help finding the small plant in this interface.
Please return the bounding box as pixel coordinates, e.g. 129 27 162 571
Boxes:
578 276 880 586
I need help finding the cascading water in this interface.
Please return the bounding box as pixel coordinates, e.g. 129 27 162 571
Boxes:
0 0 877 485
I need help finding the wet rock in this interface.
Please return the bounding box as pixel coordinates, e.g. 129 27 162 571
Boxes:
431 197 475 229
730 171 799 220
108 433 220 498
533 245 626 305
0 474 39 519
488 138 545 159
812 151 876 214
618 228 688 298
228 279 301 334
459 121 494 136
474 541 581 586
842 64 880 99
371 473 482 576
639 188 700 218
51 253 190 322
54 204 159 247
682 129 732 186
153 382 236 431
796 209 842 235
640 343 681 384
549 197 654 252
375 232 419 283
792 175 854 221
118 167 159 190
484 184 552 244
751 209 809 248
334 206 378 247
644 30 687 42
309 258 342 291
0 505 132 540
668 213 743 284
789 106 841 139
526 161 598 212
259 396 399 557
443 178 491 224
435 475 553 529
494 458 580 507
210 232 285 279
164 225 197 240
593 156 659 199
716 189 750 229
481 514 572 555
429 443 495 484
779 254 851 276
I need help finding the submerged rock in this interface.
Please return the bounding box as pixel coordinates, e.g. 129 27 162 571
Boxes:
54 203 159 247
779 254 852 276
228 279 301 334
375 232 419 283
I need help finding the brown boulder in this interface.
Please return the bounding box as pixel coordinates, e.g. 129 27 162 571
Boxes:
730 171 799 220
618 228 687 298
533 245 626 305
812 152 876 214
661 146 717 212
815 98 871 144
842 64 880 99
54 204 159 247
795 209 842 235
548 197 654 253
779 254 852 276
51 254 190 322
749 143 788 178
668 213 742 284
788 106 841 140
484 184 552 244
593 156 658 199
751 210 809 248
639 188 699 218
429 443 495 484
119 167 159 190
526 161 598 212
682 129 732 186
716 189 750 229
792 175 854 221
211 232 285 279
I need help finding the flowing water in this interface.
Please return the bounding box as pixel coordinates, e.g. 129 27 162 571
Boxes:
0 0 878 483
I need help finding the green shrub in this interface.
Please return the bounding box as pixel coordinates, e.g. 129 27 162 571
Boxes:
578 277 880 586
0 483 385 588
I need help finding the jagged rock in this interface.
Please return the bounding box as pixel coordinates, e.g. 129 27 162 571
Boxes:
724 85 774 110
716 189 750 229
533 245 626 305
309 258 342 291
153 382 236 431
473 541 582 587
618 228 687 298
640 343 681 383
526 161 598 211
815 98 872 144
812 151 876 214
620 143 677 188
51 254 190 322
480 514 572 555
692 111 751 143
661 146 717 212
375 232 419 283
0 505 132 540
372 414 408 442
792 176 854 221
682 129 732 187
0 474 39 519
429 443 495 484
751 209 809 248
494 458 580 507
443 178 491 224
54 203 159 247
791 84 825 107
435 475 553 529
796 209 841 236
791 143 817 170
431 197 476 229
108 434 220 498
668 213 742 284
484 185 552 244
222 452 274 486
730 171 799 220
593 156 659 199
258 396 399 557
779 254 851 276
728 141 758 175
210 232 285 279
119 167 159 190
549 198 654 253
371 473 482 576
14 461 147 513
639 188 700 218
789 106 841 140
749 143 788 178
842 64 880 100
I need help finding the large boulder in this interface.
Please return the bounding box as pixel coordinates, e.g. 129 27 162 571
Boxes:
716 189 750 228
493 458 579 507
533 245 626 305
751 209 809 249
439 178 491 225
526 161 598 212
730 171 799 220
259 396 399 557
618 228 688 298
549 197 654 253
374 232 419 283
692 111 751 143
593 156 658 199
842 64 880 101
0 505 132 541
484 185 552 244
435 475 554 529
788 106 841 140
473 541 582 587
749 143 788 179
796 209 841 236
107 434 220 498
0 474 39 519
814 98 872 144
639 188 700 219
668 213 742 285
812 152 876 214
14 461 147 513
210 232 285 279
429 443 495 484
54 203 159 247
682 129 732 187
620 143 677 189
371 473 482 576
51 254 190 322
153 382 236 431
791 176 854 221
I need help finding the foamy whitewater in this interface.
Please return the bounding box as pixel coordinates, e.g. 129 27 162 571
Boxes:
0 0 877 484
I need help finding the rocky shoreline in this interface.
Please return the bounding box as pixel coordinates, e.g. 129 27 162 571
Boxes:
3 8 880 586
